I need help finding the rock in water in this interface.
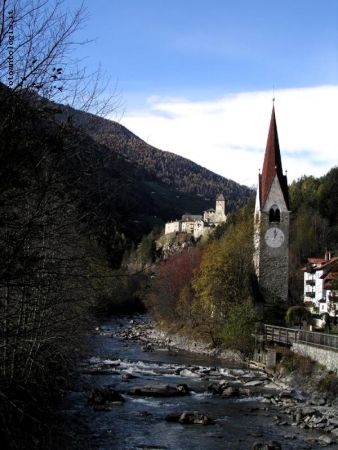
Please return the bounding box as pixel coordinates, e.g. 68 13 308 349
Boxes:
221 387 240 398
252 441 282 450
128 383 189 397
178 411 214 425
179 368 203 378
88 387 125 405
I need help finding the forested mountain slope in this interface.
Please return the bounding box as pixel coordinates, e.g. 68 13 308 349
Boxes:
57 105 254 213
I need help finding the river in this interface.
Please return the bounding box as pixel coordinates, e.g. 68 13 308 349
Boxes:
62 315 330 450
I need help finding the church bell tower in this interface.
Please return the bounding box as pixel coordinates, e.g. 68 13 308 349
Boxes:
253 103 290 302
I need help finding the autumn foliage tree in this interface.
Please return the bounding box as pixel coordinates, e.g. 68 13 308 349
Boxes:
147 247 202 326
221 300 259 358
147 201 259 346
191 219 256 344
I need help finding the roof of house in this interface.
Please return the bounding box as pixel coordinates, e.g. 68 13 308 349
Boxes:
181 214 203 221
321 262 338 280
259 104 289 209
308 258 327 264
302 256 338 272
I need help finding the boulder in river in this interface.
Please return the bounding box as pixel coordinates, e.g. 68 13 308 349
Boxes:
252 441 282 450
244 380 264 387
239 388 254 397
128 383 189 397
165 411 214 425
179 368 203 378
309 393 327 406
221 387 241 398
88 387 125 405
121 373 139 380
179 410 214 425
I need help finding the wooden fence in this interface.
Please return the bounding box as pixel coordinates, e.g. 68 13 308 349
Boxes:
264 325 298 346
264 325 338 351
298 329 338 350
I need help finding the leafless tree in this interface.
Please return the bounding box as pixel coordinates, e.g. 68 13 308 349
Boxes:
0 1 128 447
0 0 122 116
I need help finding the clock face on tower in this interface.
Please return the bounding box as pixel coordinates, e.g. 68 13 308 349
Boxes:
264 227 284 248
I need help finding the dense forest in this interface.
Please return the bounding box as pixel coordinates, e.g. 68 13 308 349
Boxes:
60 105 254 211
1 1 338 449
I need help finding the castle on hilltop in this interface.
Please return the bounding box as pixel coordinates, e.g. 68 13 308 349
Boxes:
164 194 227 239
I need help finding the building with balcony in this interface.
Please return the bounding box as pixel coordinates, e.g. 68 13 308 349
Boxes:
303 251 338 317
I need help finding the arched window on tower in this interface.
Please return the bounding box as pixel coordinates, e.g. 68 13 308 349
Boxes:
269 205 280 223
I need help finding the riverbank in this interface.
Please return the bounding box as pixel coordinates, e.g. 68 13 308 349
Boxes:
104 314 338 446
106 314 242 360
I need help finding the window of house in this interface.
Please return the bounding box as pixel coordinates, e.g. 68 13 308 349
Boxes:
269 205 280 223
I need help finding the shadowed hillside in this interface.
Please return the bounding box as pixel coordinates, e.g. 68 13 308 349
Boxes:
56 105 255 214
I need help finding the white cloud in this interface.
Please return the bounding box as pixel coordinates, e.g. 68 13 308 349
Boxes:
119 86 338 187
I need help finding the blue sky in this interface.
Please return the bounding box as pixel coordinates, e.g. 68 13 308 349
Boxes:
68 0 338 187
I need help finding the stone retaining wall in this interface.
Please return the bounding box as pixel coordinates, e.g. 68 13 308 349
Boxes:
292 342 338 373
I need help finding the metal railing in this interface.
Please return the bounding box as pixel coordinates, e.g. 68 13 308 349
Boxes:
264 324 338 351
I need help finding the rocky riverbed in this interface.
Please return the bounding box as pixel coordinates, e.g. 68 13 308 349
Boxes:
85 314 338 448
104 316 242 361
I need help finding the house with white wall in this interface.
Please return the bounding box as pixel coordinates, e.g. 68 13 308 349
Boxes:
303 251 338 317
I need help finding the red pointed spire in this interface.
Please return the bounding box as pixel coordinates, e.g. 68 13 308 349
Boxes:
259 104 289 209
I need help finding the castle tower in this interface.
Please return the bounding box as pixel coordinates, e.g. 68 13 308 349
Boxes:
253 103 290 301
215 193 227 222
